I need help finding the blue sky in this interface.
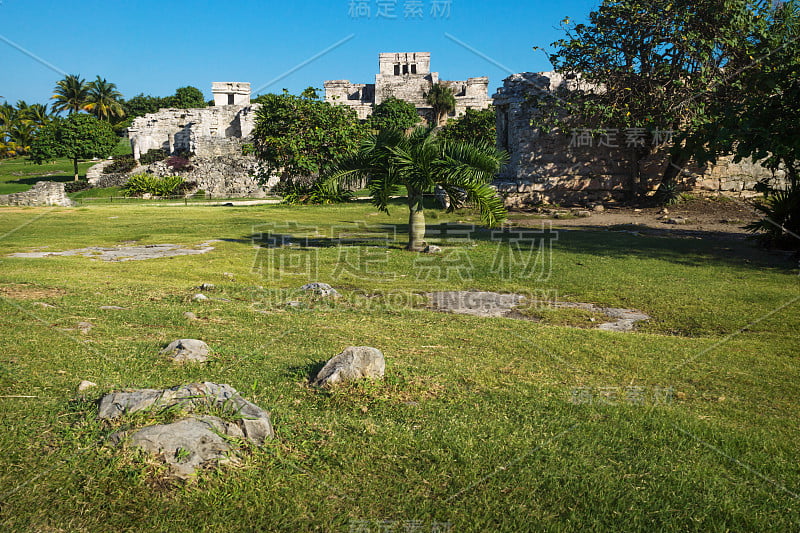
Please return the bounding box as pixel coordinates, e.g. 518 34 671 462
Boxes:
1 0 599 107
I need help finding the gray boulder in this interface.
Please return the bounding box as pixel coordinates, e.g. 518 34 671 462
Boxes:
110 416 241 479
97 382 274 444
161 339 210 363
313 346 385 387
301 282 339 297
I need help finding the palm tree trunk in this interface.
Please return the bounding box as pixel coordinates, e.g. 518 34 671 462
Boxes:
407 191 426 251
73 157 79 181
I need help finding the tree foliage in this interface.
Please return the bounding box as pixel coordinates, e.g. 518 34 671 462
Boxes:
29 113 118 180
366 97 421 132
51 74 90 115
251 88 365 186
1 101 54 157
439 107 497 146
326 127 508 251
167 86 207 109
85 76 125 121
425 83 457 127
540 0 759 198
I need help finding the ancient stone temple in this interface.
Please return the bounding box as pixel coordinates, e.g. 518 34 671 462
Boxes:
128 82 258 160
324 52 491 121
120 83 272 197
493 72 776 206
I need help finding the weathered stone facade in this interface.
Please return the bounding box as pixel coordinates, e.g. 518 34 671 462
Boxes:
0 181 74 207
493 72 777 206
325 52 491 121
128 103 259 160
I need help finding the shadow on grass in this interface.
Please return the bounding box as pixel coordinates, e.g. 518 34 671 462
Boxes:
243 218 795 273
285 360 326 382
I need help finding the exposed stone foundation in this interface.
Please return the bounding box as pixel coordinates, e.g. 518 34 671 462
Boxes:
0 181 75 207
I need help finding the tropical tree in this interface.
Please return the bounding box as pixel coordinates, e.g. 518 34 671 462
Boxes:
166 86 207 109
425 83 456 127
540 0 760 200
367 97 421 132
326 127 508 251
51 74 90 115
439 107 497 146
252 88 365 188
19 103 52 126
85 76 125 121
29 114 118 180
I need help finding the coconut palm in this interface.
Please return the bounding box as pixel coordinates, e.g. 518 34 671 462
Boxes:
326 126 508 251
425 82 456 127
19 103 52 126
51 74 90 115
85 76 125 121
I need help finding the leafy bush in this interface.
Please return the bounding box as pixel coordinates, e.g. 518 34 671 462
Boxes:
746 182 800 249
277 181 353 205
165 155 193 172
64 179 91 193
124 174 184 197
139 148 167 165
103 154 137 174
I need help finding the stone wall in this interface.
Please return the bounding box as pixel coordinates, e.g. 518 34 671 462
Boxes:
493 72 779 206
0 181 74 207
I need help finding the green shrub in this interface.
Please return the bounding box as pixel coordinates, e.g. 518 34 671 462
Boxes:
139 148 167 165
277 181 353 205
124 174 184 197
746 183 800 249
103 154 137 174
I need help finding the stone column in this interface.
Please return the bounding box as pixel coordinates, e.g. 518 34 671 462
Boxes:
168 133 175 155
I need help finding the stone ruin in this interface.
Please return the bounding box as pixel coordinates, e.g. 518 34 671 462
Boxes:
95 82 274 197
325 52 491 121
128 82 257 160
493 72 781 206
0 181 74 207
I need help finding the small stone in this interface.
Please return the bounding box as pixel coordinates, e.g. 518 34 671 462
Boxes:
100 305 127 310
33 302 56 308
301 282 339 297
183 312 198 320
199 283 215 291
161 339 210 363
660 208 669 214
313 346 385 387
193 293 209 301
285 301 302 308
78 380 97 392
574 210 591 217
76 321 94 335
423 245 442 253
633 208 642 213
222 272 235 279
592 204 605 212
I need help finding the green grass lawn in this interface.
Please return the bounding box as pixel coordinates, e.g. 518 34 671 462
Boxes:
0 201 798 531
0 139 130 195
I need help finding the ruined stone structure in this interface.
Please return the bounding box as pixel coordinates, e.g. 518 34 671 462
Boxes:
325 52 491 121
0 181 74 207
128 83 258 161
493 72 777 206
120 82 271 197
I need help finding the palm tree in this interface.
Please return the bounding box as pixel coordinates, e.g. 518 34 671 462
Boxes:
52 74 90 115
327 127 508 251
20 103 52 126
85 76 125 121
425 83 456 127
